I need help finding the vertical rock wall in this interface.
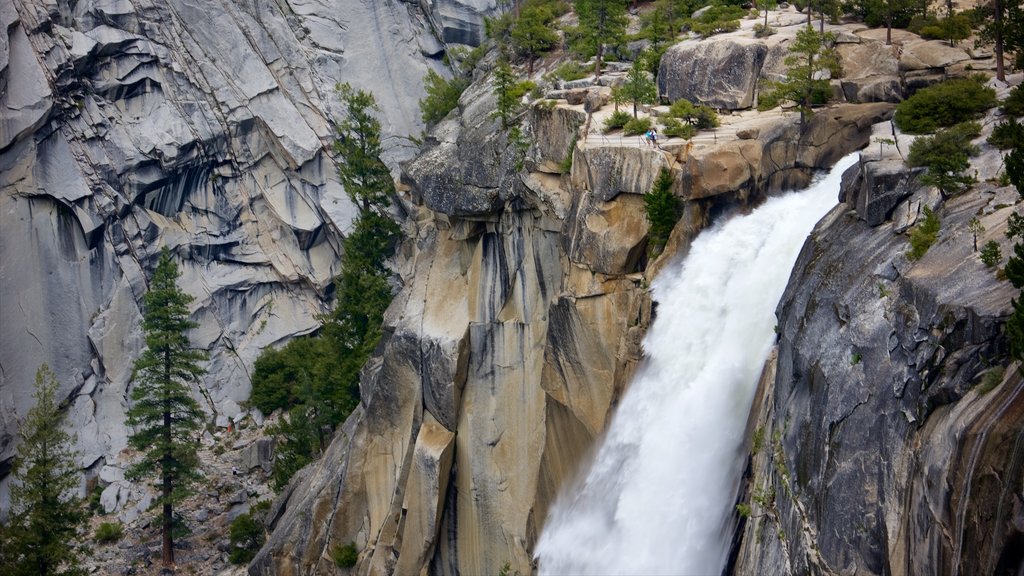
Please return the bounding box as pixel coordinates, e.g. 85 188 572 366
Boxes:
0 0 451 513
732 153 1024 575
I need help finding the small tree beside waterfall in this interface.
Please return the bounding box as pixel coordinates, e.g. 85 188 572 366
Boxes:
644 168 681 257
759 25 840 128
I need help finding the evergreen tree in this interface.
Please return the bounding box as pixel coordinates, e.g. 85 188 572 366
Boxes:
572 0 628 78
511 2 559 75
256 82 400 490
420 69 469 126
334 83 393 215
4 365 86 576
644 168 681 256
493 57 521 130
763 26 840 128
126 247 206 568
621 61 658 118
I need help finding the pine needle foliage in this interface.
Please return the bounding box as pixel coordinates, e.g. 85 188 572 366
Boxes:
126 247 206 567
761 26 840 128
3 365 87 576
644 168 681 256
334 83 393 214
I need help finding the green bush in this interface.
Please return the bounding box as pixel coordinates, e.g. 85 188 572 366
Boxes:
907 122 981 195
332 543 359 568
753 23 776 38
988 119 1024 149
668 99 720 129
623 116 653 136
978 366 1005 394
94 521 123 544
894 78 997 134
602 109 632 132
981 240 1002 267
917 14 972 45
662 117 696 139
419 69 469 125
548 61 588 82
687 4 745 38
229 513 265 565
1005 85 1024 117
907 207 941 260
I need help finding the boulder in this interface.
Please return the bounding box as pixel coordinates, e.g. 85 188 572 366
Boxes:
841 157 925 226
659 37 768 110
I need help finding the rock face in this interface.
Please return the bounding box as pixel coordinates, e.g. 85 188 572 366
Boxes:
659 37 768 110
731 152 1024 575
0 0 449 507
252 60 893 572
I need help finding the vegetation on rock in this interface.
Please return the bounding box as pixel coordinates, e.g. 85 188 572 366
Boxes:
907 121 981 195
228 513 265 564
759 25 840 127
893 78 996 134
569 0 628 77
644 168 681 256
907 207 940 260
420 69 470 125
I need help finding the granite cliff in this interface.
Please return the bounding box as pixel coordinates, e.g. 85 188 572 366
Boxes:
0 0 496 514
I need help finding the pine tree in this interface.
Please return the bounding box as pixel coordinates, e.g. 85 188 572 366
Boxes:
764 25 840 128
573 0 628 78
644 168 680 256
126 247 206 568
4 365 87 576
493 57 520 130
621 60 658 118
511 3 558 75
334 83 393 215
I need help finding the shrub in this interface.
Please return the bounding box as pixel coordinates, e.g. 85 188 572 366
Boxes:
548 61 588 82
1004 85 1024 117
978 366 1005 394
917 14 972 45
332 543 359 568
907 122 981 195
907 207 941 260
94 521 123 544
1007 212 1024 239
988 119 1024 149
623 116 653 136
894 78 997 134
662 117 696 139
981 240 1002 267
668 98 720 129
687 5 745 38
419 69 469 125
602 109 632 132
229 513 265 565
753 23 776 37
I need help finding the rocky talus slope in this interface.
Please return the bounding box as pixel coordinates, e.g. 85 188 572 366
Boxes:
251 15 913 571
731 85 1024 575
0 0 499 514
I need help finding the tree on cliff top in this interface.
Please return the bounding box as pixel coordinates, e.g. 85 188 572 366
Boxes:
762 25 840 128
571 0 628 78
3 364 87 576
334 83 393 215
126 247 205 568
621 60 658 119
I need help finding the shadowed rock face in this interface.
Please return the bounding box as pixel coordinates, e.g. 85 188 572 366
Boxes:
0 0 452 512
732 157 1024 576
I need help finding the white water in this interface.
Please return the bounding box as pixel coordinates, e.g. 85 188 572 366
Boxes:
536 153 858 576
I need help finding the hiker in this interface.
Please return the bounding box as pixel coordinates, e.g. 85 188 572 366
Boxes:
645 128 659 148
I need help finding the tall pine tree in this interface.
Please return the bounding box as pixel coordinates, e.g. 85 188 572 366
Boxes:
126 247 206 568
4 365 86 576
573 0 628 78
334 83 393 215
763 25 840 128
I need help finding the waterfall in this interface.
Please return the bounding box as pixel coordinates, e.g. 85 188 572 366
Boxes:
536 153 858 575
